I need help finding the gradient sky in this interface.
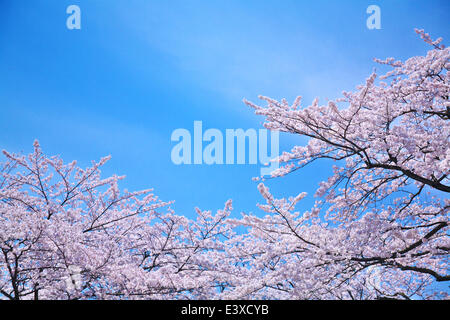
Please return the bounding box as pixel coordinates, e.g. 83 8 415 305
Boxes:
1 0 449 219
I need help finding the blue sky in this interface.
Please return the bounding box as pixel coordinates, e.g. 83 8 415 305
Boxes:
0 0 449 219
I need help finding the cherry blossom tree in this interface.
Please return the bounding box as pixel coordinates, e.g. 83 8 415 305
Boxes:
0 141 234 300
1 29 448 300
235 29 449 299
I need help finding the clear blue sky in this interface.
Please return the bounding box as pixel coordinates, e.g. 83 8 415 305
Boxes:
1 0 449 218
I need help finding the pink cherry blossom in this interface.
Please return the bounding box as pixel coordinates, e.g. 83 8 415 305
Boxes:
236 29 449 299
